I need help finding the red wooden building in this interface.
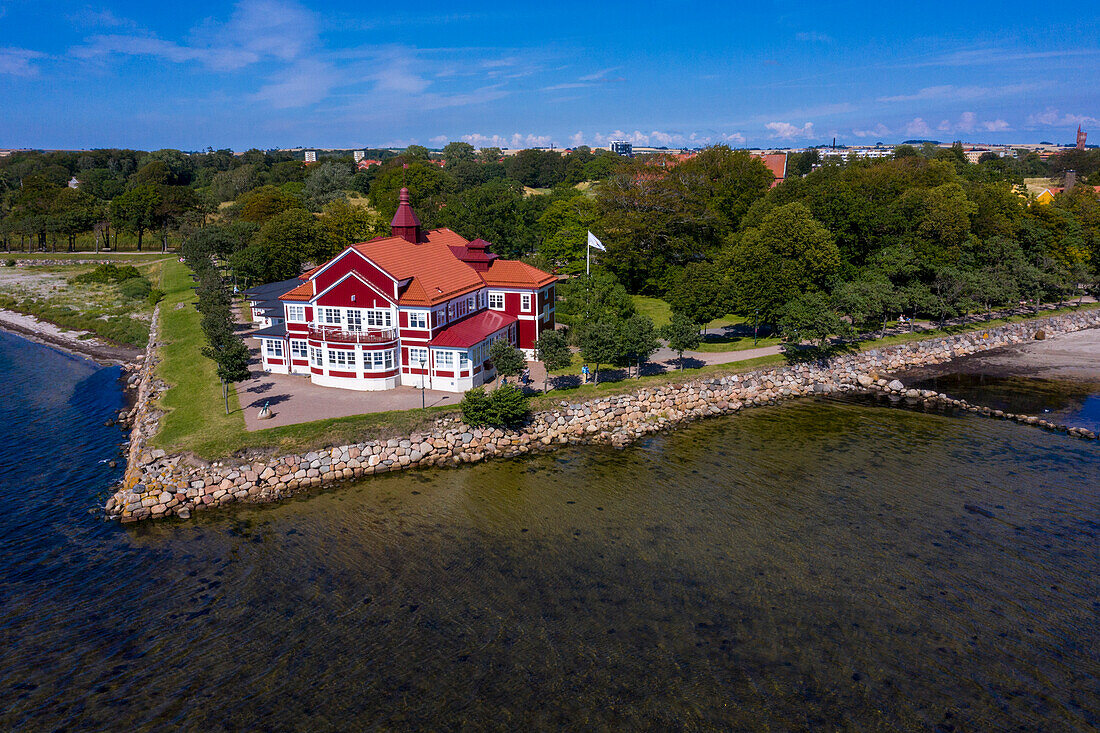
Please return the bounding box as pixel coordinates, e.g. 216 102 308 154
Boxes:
252 188 557 392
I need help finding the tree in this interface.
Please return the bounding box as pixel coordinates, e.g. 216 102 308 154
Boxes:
555 269 635 328
368 162 453 225
724 201 841 325
303 160 354 209
615 313 659 377
110 184 162 250
665 261 730 328
833 272 900 336
489 339 526 384
777 292 847 350
477 147 503 164
442 142 476 165
438 179 535 258
662 312 700 369
236 185 303 223
229 209 318 284
534 329 572 392
460 384 529 427
51 188 99 251
154 185 198 251
577 320 621 383
317 198 385 260
537 196 598 273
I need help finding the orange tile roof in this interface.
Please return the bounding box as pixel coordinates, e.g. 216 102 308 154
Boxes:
754 153 787 181
481 259 558 288
353 229 485 306
280 280 315 301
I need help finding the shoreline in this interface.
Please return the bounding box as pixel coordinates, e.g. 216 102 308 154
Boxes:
0 308 142 367
107 308 1100 523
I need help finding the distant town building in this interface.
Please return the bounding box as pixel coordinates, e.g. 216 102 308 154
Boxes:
609 141 633 157
357 158 382 171
353 150 365 162
1078 125 1087 150
304 150 317 163
753 153 788 188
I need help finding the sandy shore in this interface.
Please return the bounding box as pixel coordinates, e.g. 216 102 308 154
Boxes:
0 308 141 366
905 326 1100 382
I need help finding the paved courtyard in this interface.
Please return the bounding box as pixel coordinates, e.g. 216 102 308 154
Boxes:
236 341 462 431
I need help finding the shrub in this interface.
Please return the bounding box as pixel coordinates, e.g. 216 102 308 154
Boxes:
460 384 530 427
460 387 494 427
119 276 152 300
4 259 15 268
72 263 142 285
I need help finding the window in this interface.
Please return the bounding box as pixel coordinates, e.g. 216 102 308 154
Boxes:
408 311 427 329
346 309 362 331
310 346 323 366
320 307 341 326
489 292 504 310
459 351 470 369
365 309 392 328
264 340 283 357
368 349 395 371
435 350 455 369
327 349 353 368
408 347 428 369
290 340 308 358
521 293 532 312
466 296 474 313
286 305 306 322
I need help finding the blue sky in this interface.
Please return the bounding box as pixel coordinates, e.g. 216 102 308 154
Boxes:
1 0 1098 150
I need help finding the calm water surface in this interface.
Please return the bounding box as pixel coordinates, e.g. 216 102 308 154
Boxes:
1 330 1098 731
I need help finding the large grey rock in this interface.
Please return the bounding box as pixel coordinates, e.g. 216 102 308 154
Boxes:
887 379 904 392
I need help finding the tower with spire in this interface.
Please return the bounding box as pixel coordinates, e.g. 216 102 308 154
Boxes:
390 187 421 243
1077 125 1087 150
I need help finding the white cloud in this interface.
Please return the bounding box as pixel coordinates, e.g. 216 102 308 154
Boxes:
69 8 139 29
765 121 815 139
429 135 448 145
878 82 1041 104
251 59 337 108
460 133 553 149
1026 107 1098 127
795 31 833 43
958 111 977 132
852 124 890 138
905 118 933 137
0 47 45 77
982 119 1010 132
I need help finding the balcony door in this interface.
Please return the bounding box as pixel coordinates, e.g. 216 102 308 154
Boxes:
346 309 363 332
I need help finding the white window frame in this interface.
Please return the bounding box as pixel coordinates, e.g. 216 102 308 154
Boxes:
368 349 396 371
310 346 323 367
264 339 283 358
408 311 428 329
286 304 306 322
320 307 341 326
327 348 354 369
290 340 308 358
365 308 392 328
407 347 428 369
346 309 363 332
435 350 455 369
488 292 505 310
459 351 470 370
521 293 532 312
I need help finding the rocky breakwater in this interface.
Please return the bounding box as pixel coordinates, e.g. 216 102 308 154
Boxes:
106 307 1100 522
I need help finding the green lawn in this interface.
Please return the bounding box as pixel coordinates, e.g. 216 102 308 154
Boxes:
631 295 782 351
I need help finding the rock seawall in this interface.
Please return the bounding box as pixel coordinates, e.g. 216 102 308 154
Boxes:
106 308 1100 522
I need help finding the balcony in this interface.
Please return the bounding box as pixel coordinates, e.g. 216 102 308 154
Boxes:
308 325 396 344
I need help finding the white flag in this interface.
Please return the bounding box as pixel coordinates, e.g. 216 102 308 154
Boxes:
587 231 606 252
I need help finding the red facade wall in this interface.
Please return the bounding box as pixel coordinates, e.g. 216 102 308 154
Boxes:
312 251 396 301
315 273 393 308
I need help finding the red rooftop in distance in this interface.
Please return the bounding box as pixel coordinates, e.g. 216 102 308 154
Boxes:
247 188 557 392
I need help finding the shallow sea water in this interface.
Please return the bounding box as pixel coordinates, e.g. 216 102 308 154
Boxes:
1 331 1098 730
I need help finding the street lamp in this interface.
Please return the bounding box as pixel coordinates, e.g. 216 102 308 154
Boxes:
418 356 426 408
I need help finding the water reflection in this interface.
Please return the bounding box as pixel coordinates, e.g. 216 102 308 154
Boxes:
909 372 1100 431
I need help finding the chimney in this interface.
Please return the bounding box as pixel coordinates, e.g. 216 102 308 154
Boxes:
1065 170 1076 190
390 187 421 243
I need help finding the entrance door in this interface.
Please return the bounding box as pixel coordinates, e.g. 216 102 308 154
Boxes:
346 309 362 332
